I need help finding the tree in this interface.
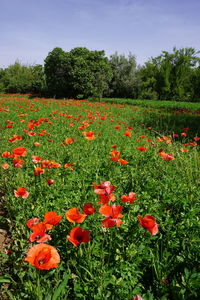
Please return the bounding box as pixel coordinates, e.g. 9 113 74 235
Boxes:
108 52 138 98
138 47 200 101
44 47 112 99
44 47 69 98
0 61 45 94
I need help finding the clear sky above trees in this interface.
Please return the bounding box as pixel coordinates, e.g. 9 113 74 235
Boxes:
0 0 200 67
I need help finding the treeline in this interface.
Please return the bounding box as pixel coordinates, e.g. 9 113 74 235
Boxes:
0 47 200 102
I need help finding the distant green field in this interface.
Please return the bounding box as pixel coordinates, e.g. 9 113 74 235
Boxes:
91 97 200 111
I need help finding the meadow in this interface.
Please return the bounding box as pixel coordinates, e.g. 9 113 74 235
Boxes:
0 94 199 300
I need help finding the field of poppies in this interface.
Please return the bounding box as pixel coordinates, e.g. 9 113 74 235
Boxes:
0 94 199 300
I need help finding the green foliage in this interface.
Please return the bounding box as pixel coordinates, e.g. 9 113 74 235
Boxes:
0 62 45 94
0 94 199 299
44 47 112 99
108 52 138 98
138 47 200 102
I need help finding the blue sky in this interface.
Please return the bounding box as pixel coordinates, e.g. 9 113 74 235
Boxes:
0 0 200 68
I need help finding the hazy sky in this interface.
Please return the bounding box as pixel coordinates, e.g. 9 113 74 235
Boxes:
1 0 200 68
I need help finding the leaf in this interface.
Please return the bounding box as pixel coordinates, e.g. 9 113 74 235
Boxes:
52 274 70 300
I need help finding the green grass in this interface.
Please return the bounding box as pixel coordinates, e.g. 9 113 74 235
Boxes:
0 94 199 300
92 97 200 111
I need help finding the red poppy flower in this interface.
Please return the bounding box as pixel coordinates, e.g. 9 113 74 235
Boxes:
83 203 95 215
93 181 116 196
44 211 62 228
137 146 147 152
26 218 40 229
132 296 144 300
29 229 52 243
181 132 187 137
25 243 60 270
32 156 42 163
65 208 87 223
117 158 129 165
193 137 199 141
46 179 55 185
98 193 116 204
138 215 159 235
99 204 123 227
12 157 24 168
121 192 138 204
2 151 10 158
13 147 27 157
82 131 96 140
123 130 132 137
67 226 90 247
14 187 29 199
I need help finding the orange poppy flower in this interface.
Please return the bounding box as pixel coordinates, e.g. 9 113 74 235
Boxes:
34 142 41 147
180 148 189 152
121 192 138 204
117 158 129 165
44 211 62 228
123 130 132 137
110 149 120 160
67 226 90 247
14 187 29 199
65 208 87 223
159 152 175 161
99 204 123 227
82 131 96 140
25 243 60 270
138 215 159 235
1 163 9 169
13 147 27 157
64 138 74 145
64 163 75 170
83 203 95 215
34 167 45 175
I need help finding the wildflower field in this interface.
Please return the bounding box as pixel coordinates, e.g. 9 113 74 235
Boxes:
0 94 199 300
